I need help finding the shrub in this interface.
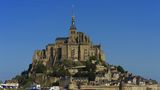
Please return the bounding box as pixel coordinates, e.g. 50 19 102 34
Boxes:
117 65 125 73
35 63 46 73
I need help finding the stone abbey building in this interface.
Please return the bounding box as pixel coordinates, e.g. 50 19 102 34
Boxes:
33 15 105 65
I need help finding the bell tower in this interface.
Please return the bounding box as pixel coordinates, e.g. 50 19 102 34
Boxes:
69 14 77 43
70 15 76 34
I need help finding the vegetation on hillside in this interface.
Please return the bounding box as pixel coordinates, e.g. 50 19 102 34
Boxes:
117 65 125 73
12 56 108 87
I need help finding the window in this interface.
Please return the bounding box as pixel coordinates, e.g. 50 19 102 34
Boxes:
71 31 75 34
71 49 75 59
84 49 88 59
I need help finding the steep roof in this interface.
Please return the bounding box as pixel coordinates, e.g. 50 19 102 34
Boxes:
55 37 68 41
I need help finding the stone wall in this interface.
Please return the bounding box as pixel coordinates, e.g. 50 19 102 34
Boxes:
80 85 159 90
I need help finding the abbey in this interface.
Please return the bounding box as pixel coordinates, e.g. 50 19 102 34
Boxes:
33 15 105 65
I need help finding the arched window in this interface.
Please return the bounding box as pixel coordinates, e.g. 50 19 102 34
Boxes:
84 49 88 59
71 49 75 59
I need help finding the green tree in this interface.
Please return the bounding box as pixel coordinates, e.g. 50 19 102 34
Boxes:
27 64 32 72
117 65 125 73
48 64 70 77
61 60 74 67
21 70 28 78
35 63 47 73
88 72 96 81
89 56 97 60
85 59 96 73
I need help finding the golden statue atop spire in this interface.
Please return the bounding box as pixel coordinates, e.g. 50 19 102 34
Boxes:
70 5 76 30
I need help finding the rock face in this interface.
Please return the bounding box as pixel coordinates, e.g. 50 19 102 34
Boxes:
32 15 105 67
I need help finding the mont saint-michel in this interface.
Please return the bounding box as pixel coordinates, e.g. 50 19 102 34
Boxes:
0 15 159 90
32 15 105 66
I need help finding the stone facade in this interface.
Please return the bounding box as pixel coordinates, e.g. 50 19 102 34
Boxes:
80 85 159 90
32 15 105 66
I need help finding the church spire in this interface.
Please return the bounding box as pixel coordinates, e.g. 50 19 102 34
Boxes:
70 5 76 30
71 15 75 26
70 16 76 30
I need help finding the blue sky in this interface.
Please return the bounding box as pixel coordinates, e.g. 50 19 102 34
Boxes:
0 0 160 82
